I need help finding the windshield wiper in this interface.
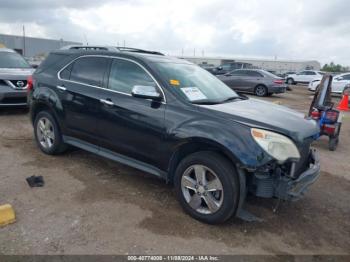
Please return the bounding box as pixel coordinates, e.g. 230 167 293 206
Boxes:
218 96 242 103
191 100 221 105
192 95 247 105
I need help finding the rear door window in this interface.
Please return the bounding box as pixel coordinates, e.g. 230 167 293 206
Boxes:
230 70 246 76
246 71 263 77
70 57 109 87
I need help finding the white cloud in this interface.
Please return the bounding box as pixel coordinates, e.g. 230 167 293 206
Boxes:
0 0 350 65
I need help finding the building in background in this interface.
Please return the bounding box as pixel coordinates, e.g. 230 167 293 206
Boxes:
0 33 81 58
179 56 321 74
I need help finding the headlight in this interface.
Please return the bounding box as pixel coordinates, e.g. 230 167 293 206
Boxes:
251 128 300 163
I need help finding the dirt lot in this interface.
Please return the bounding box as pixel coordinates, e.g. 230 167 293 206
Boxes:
0 86 349 255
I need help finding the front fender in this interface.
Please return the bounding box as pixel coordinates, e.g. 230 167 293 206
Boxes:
171 119 274 169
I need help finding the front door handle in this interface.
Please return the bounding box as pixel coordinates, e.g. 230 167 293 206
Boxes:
100 99 114 106
56 85 67 91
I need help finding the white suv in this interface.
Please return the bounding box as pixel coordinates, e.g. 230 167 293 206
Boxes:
286 70 324 85
308 73 350 93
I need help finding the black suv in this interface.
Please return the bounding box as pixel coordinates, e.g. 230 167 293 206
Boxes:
28 49 321 224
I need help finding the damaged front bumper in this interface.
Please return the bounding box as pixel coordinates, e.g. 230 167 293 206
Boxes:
276 149 320 201
249 149 321 201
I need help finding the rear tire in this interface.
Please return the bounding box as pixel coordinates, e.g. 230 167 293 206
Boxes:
34 111 67 155
254 85 268 97
174 151 240 224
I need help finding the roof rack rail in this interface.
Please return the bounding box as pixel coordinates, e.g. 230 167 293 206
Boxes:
60 45 119 51
60 45 164 55
116 47 164 56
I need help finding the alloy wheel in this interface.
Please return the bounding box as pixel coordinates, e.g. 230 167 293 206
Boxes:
255 86 266 96
36 117 55 149
181 164 224 215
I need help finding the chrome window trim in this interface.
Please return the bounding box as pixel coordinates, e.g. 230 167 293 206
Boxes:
57 54 166 103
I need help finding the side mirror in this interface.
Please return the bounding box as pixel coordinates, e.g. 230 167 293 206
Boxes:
131 85 162 101
31 64 38 69
217 66 223 70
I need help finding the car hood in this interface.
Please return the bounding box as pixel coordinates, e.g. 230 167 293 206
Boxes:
198 98 319 143
0 68 35 80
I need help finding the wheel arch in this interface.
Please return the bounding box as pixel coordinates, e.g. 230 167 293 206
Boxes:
30 100 64 136
31 102 56 124
167 138 241 184
286 77 294 84
254 83 267 89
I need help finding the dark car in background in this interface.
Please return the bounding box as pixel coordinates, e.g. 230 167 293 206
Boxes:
0 48 34 107
217 69 287 96
209 62 253 75
28 49 320 224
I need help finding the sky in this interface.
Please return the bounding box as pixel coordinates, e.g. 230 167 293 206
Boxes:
0 0 349 66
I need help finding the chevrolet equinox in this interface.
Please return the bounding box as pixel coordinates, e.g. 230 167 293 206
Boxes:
28 49 321 224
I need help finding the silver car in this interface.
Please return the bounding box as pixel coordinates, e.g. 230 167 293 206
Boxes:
0 48 34 107
217 69 287 96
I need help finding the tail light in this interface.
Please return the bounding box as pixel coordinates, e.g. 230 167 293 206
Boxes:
273 79 284 85
322 124 336 135
27 75 33 93
310 110 320 120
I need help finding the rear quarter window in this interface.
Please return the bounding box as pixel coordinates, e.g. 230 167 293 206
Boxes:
69 57 109 87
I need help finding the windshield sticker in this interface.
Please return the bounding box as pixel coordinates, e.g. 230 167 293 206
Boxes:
180 87 207 101
170 79 180 86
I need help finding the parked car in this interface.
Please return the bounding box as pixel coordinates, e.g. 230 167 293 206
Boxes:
28 49 320 224
217 69 287 96
0 48 35 107
209 62 253 75
280 71 296 79
308 72 350 93
286 70 324 85
199 63 217 74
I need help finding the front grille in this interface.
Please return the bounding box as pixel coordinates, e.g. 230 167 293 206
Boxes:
1 97 27 104
9 80 27 89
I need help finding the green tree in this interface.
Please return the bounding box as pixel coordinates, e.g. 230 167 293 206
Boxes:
322 62 348 72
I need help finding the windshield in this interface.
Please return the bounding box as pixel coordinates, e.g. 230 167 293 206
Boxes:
0 52 31 69
154 62 239 104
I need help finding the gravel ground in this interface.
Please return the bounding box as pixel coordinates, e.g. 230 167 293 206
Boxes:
0 86 349 255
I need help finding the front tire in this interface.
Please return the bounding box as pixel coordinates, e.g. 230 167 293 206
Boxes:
174 151 239 224
34 111 67 155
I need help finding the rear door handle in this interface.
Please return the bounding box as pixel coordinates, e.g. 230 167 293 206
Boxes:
100 99 114 106
56 85 67 91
